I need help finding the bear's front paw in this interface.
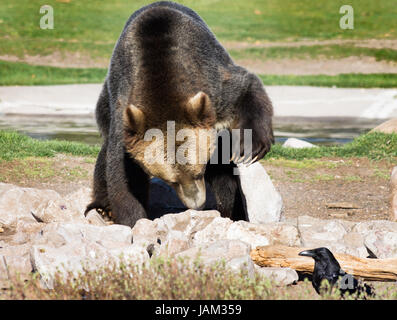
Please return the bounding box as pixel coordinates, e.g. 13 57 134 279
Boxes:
232 124 274 165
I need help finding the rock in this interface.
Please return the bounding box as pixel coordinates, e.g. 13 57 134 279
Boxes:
228 255 256 278
352 220 397 258
352 220 397 234
282 138 318 149
297 216 367 256
192 217 233 246
237 162 283 223
371 118 397 134
176 239 251 267
154 209 220 243
0 244 33 285
147 178 217 219
391 167 397 222
226 221 270 249
159 230 190 256
249 222 301 247
363 231 397 259
254 265 299 286
85 210 107 226
31 241 149 288
0 183 61 228
65 187 92 216
131 219 159 245
31 223 133 248
31 199 86 224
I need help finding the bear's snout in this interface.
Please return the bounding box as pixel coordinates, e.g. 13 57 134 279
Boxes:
174 178 206 210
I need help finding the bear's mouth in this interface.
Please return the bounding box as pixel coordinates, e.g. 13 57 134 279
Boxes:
172 178 206 210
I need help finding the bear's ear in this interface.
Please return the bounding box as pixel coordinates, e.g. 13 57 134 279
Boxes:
123 104 145 135
187 92 215 125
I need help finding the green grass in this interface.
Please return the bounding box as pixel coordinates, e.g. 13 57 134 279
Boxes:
2 60 396 88
265 132 397 162
0 130 99 161
0 130 396 163
230 45 397 63
0 60 106 86
259 74 397 88
1 0 397 60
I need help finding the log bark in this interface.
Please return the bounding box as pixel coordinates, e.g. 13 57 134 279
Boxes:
250 245 397 282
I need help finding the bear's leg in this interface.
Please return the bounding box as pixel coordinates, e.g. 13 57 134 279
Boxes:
205 161 247 221
106 142 149 227
85 142 110 215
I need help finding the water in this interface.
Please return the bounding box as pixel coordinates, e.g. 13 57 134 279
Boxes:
0 115 384 146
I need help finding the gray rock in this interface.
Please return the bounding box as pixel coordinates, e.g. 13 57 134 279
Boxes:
282 138 318 149
254 265 299 286
237 162 283 223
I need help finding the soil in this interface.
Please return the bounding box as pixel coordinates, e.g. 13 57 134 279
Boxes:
1 155 394 222
2 39 397 75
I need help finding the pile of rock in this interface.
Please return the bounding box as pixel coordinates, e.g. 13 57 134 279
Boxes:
1 181 397 290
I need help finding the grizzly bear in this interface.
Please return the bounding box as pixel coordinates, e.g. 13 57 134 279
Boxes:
85 1 274 227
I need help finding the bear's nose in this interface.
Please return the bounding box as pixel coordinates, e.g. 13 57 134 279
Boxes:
174 178 206 210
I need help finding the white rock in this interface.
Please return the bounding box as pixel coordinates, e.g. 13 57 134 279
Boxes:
226 221 270 249
31 241 149 288
0 183 61 228
65 187 92 215
282 138 318 149
85 210 107 226
154 209 220 242
364 231 397 259
176 239 251 267
31 222 133 248
192 217 233 246
254 265 299 286
31 199 86 224
159 230 190 256
228 255 256 278
237 162 283 223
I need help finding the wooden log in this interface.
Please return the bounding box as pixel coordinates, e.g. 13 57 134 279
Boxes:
250 245 397 282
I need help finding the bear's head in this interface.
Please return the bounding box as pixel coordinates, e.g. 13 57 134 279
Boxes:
123 92 216 210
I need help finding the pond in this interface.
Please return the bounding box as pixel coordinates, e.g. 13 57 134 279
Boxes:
0 115 384 146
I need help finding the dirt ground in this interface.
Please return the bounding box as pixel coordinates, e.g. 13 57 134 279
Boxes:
2 39 397 75
0 155 394 222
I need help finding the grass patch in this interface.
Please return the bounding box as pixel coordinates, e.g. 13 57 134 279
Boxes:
230 45 397 63
2 60 397 88
4 256 389 300
0 131 396 164
259 74 397 88
265 132 397 162
0 60 106 86
0 130 99 161
1 0 397 60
